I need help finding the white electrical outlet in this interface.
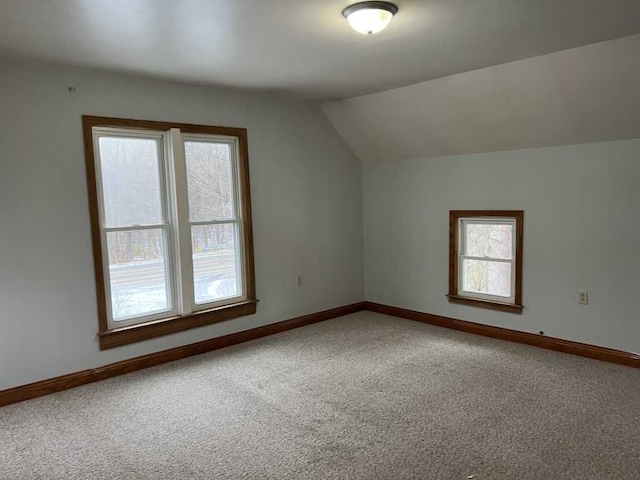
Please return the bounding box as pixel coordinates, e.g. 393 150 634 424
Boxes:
296 275 303 287
578 291 588 305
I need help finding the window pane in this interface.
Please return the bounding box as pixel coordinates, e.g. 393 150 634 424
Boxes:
463 259 511 298
98 137 163 228
464 223 513 259
185 141 234 221
191 224 240 304
107 229 170 320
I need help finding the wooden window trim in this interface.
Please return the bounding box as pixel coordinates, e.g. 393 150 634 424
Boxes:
82 116 257 350
448 210 523 314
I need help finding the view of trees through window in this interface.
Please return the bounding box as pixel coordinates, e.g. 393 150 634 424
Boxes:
98 136 240 320
462 222 513 298
185 141 239 305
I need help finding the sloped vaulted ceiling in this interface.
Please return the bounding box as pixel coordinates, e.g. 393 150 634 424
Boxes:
322 34 640 164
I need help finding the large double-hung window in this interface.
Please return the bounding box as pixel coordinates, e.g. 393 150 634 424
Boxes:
83 116 256 349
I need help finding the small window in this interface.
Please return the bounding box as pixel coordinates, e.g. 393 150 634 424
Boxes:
448 211 523 313
83 116 256 349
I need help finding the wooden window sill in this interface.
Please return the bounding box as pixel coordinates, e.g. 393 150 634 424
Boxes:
447 294 523 314
98 300 258 350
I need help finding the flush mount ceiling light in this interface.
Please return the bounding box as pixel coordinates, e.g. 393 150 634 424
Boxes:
342 1 399 35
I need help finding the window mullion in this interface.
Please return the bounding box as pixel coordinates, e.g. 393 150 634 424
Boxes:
104 223 168 233
169 128 194 315
189 219 241 226
460 255 513 264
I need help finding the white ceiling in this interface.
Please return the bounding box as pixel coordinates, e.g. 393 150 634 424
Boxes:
0 0 639 100
323 34 640 163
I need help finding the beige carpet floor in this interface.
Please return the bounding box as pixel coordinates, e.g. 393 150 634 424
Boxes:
1 311 639 479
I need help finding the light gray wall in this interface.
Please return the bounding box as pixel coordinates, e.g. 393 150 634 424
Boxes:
323 34 640 163
0 59 363 390
363 139 640 353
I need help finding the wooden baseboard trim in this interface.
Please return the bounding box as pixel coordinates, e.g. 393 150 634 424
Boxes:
6 300 633 408
0 302 366 408
365 302 639 368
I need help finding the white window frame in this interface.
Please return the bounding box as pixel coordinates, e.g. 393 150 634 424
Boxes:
92 126 247 330
178 132 246 313
458 217 517 304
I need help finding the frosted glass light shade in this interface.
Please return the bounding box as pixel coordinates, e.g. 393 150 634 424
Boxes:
342 2 398 35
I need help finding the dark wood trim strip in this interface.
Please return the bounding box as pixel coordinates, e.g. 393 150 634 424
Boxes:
446 294 523 313
365 302 639 368
237 130 256 303
82 115 248 137
82 116 109 333
0 302 366 408
98 300 258 350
